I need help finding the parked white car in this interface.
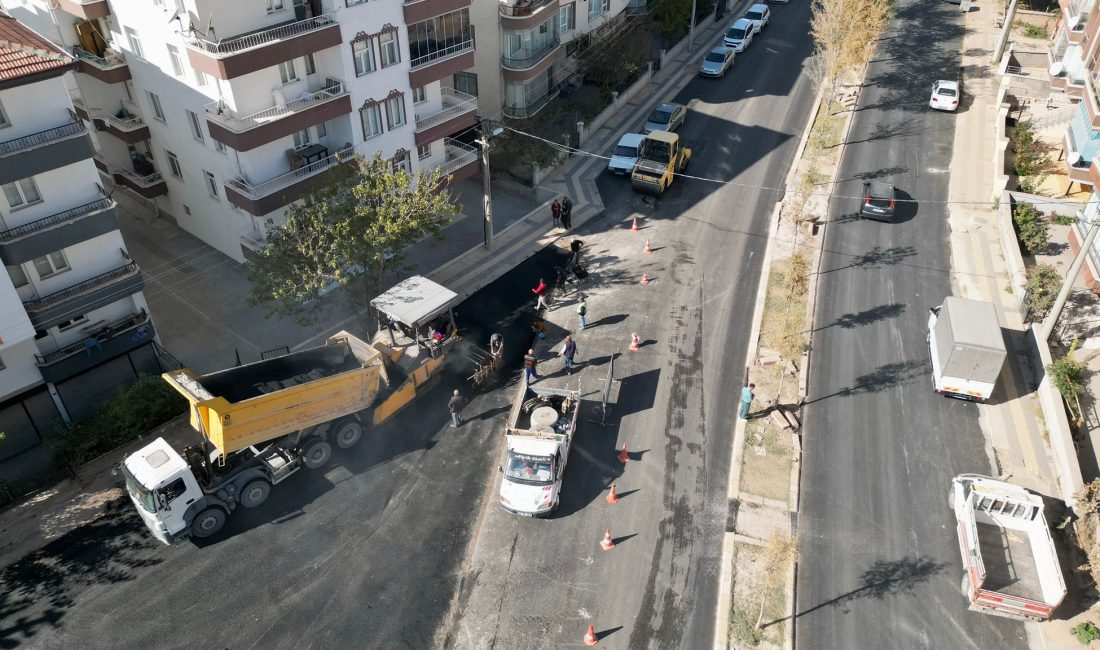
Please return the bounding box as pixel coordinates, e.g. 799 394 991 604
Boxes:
607 133 645 175
723 18 755 52
744 3 770 33
929 80 960 111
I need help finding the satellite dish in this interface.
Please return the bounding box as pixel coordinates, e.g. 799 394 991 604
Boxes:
1069 151 1083 166
168 7 182 23
1050 61 1065 77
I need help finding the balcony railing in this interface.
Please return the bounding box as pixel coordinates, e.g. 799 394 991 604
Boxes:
23 262 139 311
189 13 337 56
205 77 347 132
35 310 150 367
502 82 563 119
226 145 353 198
430 138 477 178
0 198 114 242
500 0 557 17
501 36 560 70
117 168 164 187
626 0 654 14
410 29 475 69
72 46 127 70
415 87 477 133
0 121 85 158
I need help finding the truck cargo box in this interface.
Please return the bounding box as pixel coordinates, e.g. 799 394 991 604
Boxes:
931 297 1007 385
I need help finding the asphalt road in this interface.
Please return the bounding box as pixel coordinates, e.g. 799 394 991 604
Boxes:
0 250 566 650
442 5 818 648
796 1 1029 647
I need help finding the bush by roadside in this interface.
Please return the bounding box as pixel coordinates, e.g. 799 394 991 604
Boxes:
48 375 186 470
1025 263 1063 319
1012 201 1050 255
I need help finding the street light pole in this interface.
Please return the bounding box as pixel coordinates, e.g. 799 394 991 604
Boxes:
688 0 698 52
476 125 504 251
1039 216 1100 340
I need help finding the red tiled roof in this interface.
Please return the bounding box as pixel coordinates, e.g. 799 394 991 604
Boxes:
0 12 74 83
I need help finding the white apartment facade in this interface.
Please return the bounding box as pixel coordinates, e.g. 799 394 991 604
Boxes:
7 0 480 263
0 12 159 487
471 0 650 121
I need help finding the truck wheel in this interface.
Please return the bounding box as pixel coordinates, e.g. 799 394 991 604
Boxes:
190 508 226 539
334 420 364 449
240 478 272 508
302 439 332 469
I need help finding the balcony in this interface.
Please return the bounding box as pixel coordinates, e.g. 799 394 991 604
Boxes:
427 138 478 183
0 121 94 185
114 166 168 199
502 82 563 119
54 0 109 20
414 87 477 145
205 77 351 151
0 198 118 266
499 0 561 29
23 262 144 330
408 26 475 88
91 107 151 144
225 144 353 216
502 36 560 71
35 311 155 384
402 0 473 24
186 13 342 80
72 46 131 84
240 229 267 262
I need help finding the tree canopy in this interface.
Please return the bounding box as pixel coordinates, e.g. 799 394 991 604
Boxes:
247 152 461 325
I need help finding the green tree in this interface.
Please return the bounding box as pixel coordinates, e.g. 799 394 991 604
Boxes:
247 153 460 325
1048 339 1088 424
1025 263 1062 319
653 0 693 39
809 0 892 97
1012 201 1050 255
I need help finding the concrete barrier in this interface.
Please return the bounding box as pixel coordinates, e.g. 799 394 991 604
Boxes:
998 191 1029 306
992 102 1012 201
1030 324 1086 507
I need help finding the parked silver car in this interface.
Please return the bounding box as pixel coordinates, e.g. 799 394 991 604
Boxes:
699 46 735 77
642 102 686 134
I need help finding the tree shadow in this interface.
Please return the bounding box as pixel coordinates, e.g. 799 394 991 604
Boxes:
846 166 910 182
814 303 907 331
804 360 927 405
764 555 947 627
817 245 918 275
842 119 923 146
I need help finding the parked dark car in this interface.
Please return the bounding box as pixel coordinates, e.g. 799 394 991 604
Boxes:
860 181 896 220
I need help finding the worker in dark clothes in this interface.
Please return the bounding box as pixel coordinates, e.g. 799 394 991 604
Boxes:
524 349 539 384
448 389 468 427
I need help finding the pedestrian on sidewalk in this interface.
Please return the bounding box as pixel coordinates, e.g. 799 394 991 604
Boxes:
448 389 468 427
739 383 756 420
532 277 550 310
524 349 540 383
559 335 578 374
561 196 573 230
577 295 588 330
551 198 561 230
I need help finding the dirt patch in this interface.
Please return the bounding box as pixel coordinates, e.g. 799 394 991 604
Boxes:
729 543 786 649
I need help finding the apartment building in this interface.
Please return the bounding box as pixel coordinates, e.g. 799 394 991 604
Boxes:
0 12 158 487
7 0 480 263
471 0 651 120
1052 0 1100 188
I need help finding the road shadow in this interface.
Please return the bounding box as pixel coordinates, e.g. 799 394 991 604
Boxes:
817 245 918 275
813 303 907 332
846 166 910 182
804 360 927 405
611 369 661 419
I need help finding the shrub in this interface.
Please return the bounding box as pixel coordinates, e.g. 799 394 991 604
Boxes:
1050 211 1078 226
1021 23 1049 39
1072 621 1100 645
1025 263 1062 318
1012 120 1045 177
48 375 186 469
1013 201 1050 254
1049 339 1089 424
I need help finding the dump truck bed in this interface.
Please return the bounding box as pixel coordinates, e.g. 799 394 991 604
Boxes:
164 331 388 456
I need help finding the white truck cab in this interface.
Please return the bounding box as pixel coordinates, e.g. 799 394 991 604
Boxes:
121 437 202 544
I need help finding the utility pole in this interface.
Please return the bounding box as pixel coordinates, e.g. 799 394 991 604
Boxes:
476 124 504 251
1040 216 1100 341
992 0 1018 64
688 0 698 52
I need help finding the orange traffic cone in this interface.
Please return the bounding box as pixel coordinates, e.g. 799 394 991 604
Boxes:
643 239 653 254
631 216 639 232
606 484 619 504
600 529 615 551
628 332 640 351
584 624 599 646
618 443 629 463
641 272 651 285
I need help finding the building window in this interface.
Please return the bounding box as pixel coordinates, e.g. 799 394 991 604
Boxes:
195 69 208 87
293 129 311 149
203 170 218 199
278 60 297 85
304 53 317 76
2 177 41 208
588 0 604 20
559 3 576 32
166 150 183 178
391 149 411 174
6 264 27 288
267 0 284 12
379 31 400 68
352 39 375 76
167 44 183 76
408 10 471 67
125 27 144 60
360 103 383 138
453 72 478 97
186 109 204 142
214 138 227 153
412 86 427 104
385 93 406 129
32 251 69 279
417 143 431 160
315 121 327 138
0 99 9 128
147 91 166 122
57 315 88 332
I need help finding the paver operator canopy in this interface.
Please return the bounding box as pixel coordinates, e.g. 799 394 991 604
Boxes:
371 275 459 353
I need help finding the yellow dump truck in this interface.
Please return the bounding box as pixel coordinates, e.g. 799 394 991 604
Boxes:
121 276 492 543
631 130 691 195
